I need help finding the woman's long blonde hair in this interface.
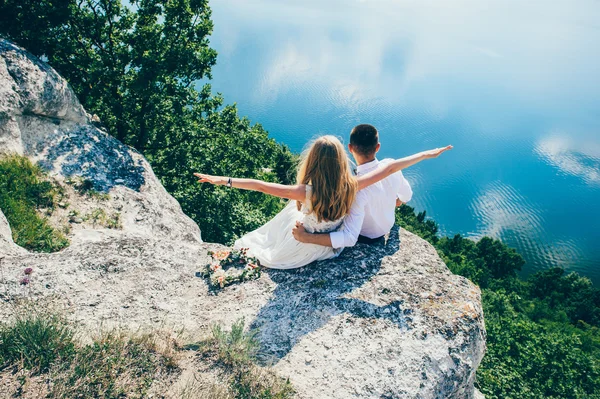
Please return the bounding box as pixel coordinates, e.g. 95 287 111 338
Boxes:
296 135 358 222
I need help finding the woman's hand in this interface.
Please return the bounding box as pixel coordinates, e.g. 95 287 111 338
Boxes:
194 172 226 186
423 145 453 159
193 173 305 201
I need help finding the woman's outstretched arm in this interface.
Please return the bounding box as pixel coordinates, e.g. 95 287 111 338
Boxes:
357 145 453 190
194 173 306 201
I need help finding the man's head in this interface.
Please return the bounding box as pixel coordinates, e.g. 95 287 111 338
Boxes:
349 124 380 164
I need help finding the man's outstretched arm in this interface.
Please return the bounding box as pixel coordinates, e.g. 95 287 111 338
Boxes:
356 145 452 190
292 191 367 248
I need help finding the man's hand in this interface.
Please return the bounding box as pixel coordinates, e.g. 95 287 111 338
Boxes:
292 221 308 242
292 221 334 247
396 199 404 207
424 145 453 159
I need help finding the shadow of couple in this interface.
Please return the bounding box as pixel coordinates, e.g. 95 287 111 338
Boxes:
249 226 410 365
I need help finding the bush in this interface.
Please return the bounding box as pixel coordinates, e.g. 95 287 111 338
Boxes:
0 155 68 252
192 318 258 368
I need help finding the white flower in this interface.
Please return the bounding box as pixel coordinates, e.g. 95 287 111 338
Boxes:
213 268 225 277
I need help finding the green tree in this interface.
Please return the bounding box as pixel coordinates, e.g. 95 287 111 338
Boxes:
1 0 217 151
395 204 439 244
437 234 491 287
528 268 600 326
152 104 297 244
476 236 524 279
477 289 600 399
0 0 296 243
0 0 72 57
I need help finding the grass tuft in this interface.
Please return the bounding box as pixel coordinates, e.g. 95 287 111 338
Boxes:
0 310 76 374
0 309 294 398
229 365 296 399
211 318 259 367
191 318 295 399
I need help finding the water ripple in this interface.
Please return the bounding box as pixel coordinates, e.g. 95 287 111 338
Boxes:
470 181 545 240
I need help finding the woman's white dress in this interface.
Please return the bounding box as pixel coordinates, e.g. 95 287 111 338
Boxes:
234 185 344 269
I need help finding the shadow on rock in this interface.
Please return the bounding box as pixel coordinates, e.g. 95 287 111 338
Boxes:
250 226 409 365
37 126 146 192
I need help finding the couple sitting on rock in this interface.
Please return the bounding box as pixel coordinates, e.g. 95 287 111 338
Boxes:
195 124 452 269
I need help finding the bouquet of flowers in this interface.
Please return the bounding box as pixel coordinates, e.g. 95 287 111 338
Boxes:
199 248 261 290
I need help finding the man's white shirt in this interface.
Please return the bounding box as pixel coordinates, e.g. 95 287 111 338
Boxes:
329 158 413 249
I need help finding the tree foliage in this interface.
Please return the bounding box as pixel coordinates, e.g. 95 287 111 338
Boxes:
153 104 297 243
1 0 217 150
527 267 600 326
479 289 600 399
0 0 296 243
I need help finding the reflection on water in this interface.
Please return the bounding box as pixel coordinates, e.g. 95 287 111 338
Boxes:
535 135 600 185
205 0 600 283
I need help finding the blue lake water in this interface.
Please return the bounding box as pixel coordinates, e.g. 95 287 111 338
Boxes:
204 0 600 284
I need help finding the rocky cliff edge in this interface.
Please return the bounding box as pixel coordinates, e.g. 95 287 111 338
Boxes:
0 39 486 399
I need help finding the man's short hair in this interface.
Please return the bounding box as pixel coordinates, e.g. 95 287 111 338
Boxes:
350 124 379 156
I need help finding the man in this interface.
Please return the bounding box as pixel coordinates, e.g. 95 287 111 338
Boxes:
292 123 414 248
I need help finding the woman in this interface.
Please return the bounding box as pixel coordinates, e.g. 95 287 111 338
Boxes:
195 136 451 269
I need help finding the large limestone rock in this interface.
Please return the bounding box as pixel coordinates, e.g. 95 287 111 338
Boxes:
0 40 88 155
0 40 486 398
0 39 201 244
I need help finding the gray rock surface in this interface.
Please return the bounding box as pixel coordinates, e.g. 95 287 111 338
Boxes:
0 40 87 155
0 228 486 399
0 40 486 398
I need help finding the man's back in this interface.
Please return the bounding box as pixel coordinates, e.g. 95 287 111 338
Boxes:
356 158 412 239
328 158 412 249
